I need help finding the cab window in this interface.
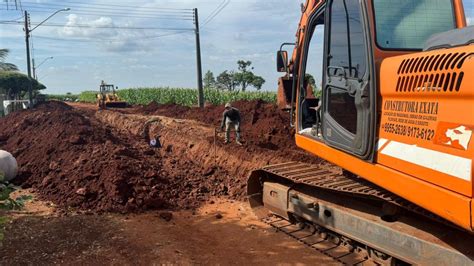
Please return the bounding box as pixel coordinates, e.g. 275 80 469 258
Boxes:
326 0 367 134
328 0 367 79
373 0 456 50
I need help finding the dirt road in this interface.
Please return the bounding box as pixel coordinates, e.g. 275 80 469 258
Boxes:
1 193 337 265
0 101 339 265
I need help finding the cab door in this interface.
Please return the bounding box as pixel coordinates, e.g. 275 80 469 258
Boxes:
321 0 375 159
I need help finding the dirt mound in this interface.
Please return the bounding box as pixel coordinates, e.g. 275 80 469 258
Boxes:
0 100 322 213
136 100 295 150
0 102 228 212
140 101 191 118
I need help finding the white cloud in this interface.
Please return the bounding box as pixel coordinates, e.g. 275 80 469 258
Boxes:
59 14 118 38
58 14 154 53
104 38 150 53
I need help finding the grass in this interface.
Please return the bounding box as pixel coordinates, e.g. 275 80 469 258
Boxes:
0 180 32 245
77 87 277 106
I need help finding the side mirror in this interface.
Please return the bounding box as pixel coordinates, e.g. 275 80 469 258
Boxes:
277 50 288 73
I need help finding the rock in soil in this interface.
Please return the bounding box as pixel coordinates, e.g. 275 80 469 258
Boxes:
159 211 173 222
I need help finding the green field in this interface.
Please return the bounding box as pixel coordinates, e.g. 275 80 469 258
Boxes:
65 88 277 106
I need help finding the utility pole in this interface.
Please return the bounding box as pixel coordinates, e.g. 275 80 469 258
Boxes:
194 8 204 108
32 58 36 80
23 8 70 105
24 10 33 105
33 57 53 81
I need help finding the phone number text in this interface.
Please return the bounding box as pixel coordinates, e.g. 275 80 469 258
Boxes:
381 123 435 141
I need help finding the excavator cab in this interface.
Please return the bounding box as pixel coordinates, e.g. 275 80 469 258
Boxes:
279 0 468 159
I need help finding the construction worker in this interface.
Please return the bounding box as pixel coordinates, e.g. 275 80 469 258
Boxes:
220 103 242 145
142 118 162 148
149 135 162 148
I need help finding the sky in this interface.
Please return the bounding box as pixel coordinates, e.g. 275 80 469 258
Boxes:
0 0 473 94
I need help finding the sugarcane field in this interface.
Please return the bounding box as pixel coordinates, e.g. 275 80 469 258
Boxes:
1 0 474 265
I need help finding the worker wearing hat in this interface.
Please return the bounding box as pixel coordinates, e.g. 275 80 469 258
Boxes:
220 103 242 145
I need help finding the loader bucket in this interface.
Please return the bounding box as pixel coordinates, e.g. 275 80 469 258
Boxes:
105 101 128 108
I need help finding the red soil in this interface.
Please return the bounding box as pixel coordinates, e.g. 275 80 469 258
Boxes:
0 100 319 213
0 102 230 212
135 100 296 150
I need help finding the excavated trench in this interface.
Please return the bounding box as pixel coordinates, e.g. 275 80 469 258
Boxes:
95 110 319 180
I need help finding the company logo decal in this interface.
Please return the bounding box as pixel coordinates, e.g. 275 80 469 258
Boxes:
435 122 473 151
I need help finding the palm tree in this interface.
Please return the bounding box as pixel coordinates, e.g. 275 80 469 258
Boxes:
0 49 19 72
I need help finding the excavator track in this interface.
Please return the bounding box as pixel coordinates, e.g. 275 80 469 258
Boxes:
247 162 474 265
263 215 375 265
257 162 453 227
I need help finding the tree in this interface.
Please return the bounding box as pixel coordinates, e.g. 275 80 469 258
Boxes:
305 73 321 97
203 70 216 89
216 70 237 91
0 71 45 99
233 60 266 91
234 60 253 91
214 60 266 92
233 72 254 91
237 60 253 72
251 76 265 90
0 49 18 72
305 74 316 89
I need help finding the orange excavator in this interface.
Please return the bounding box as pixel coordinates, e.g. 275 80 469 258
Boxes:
248 0 473 264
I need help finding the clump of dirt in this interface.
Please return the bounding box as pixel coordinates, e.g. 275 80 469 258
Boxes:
139 101 161 114
135 100 295 150
0 102 230 212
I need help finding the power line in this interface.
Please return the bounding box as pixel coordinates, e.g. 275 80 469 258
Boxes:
1 6 195 20
0 14 24 22
205 1 229 25
14 6 194 18
3 0 24 11
21 1 193 12
33 35 123 43
0 21 194 31
2 9 195 20
32 30 192 43
63 0 193 11
202 0 229 26
19 4 194 16
3 0 19 11
202 0 226 24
